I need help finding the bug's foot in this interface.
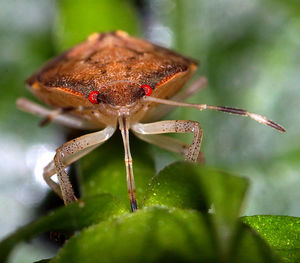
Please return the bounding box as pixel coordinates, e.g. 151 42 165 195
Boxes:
131 200 137 212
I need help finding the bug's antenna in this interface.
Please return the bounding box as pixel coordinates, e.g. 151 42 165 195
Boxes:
118 114 137 212
144 96 286 132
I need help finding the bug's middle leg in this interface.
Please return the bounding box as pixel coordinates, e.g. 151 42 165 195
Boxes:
46 126 116 204
131 120 203 162
17 98 97 130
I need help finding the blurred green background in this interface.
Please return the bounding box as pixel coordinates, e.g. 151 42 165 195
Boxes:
0 0 299 262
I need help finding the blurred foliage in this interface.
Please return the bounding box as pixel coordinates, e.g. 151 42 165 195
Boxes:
0 0 300 262
54 0 140 51
0 194 126 261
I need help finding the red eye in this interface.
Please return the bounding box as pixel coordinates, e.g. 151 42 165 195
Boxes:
88 91 100 104
141 85 152 96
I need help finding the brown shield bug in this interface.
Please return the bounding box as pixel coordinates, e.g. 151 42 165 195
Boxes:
17 31 285 212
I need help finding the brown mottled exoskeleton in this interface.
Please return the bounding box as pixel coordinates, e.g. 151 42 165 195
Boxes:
17 31 285 211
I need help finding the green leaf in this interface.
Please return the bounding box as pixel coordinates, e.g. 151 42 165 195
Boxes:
80 134 156 211
144 161 249 260
144 161 248 213
54 0 140 51
143 161 208 211
50 207 217 263
0 194 126 262
242 215 300 263
50 207 281 263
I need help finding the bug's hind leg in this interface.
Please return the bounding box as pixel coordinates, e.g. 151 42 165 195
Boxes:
147 76 207 121
132 132 205 164
131 120 203 163
17 97 97 130
173 76 207 102
45 126 116 204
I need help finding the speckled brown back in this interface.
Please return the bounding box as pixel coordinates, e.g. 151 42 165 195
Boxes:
27 31 198 106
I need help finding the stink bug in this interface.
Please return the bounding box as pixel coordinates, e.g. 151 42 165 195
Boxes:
17 31 285 212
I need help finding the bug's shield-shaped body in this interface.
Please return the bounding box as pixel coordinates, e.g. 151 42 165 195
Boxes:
27 31 197 127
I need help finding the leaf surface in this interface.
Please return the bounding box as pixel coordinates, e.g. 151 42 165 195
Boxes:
243 215 300 263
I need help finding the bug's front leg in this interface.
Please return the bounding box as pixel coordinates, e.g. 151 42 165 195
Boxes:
131 120 203 162
46 126 116 204
118 115 137 212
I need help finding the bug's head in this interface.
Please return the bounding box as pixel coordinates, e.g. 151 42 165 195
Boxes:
88 80 152 107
